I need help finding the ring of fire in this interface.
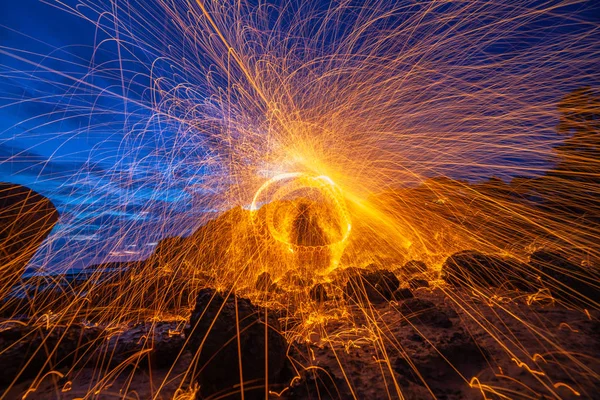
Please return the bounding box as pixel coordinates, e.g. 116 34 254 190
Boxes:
250 172 352 252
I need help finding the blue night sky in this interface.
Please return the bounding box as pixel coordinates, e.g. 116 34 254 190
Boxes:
0 0 598 272
0 0 218 271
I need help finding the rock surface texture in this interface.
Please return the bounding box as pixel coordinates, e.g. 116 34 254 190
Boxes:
185 288 290 399
442 250 533 290
0 183 58 300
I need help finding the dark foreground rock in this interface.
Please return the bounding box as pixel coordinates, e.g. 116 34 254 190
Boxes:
408 278 429 289
0 323 102 387
344 269 400 304
529 250 600 306
394 330 488 397
89 322 186 369
185 288 290 399
255 271 275 292
399 298 453 328
402 260 428 275
0 321 187 388
393 288 414 300
284 366 352 400
2 288 599 399
0 183 58 300
442 250 533 291
280 270 312 288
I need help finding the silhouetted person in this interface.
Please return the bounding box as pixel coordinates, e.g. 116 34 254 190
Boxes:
291 202 328 247
290 201 331 275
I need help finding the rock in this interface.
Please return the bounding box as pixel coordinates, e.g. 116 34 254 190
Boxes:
329 267 366 293
394 331 488 396
402 260 427 275
281 270 312 288
441 250 532 290
392 288 414 300
408 278 429 289
333 267 368 281
150 333 186 369
255 271 274 291
0 321 184 381
398 298 435 313
408 332 424 342
309 283 328 303
92 322 185 369
0 323 102 386
147 236 187 268
344 269 400 304
185 288 289 399
0 183 58 300
0 285 76 318
529 250 599 306
284 365 351 399
399 298 453 328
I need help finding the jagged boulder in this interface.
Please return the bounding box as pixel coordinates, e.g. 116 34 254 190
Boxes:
0 183 58 300
394 331 488 396
0 323 102 386
344 269 400 304
408 278 429 289
281 270 312 288
442 250 532 290
399 298 452 328
89 322 185 369
393 288 414 301
402 260 428 275
146 236 187 268
255 271 275 291
185 288 290 399
529 250 599 306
